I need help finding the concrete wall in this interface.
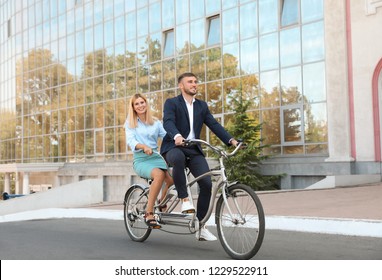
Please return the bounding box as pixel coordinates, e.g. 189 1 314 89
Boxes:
0 179 103 216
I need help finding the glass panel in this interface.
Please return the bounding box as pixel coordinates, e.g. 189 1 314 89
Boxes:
94 23 103 50
304 102 327 143
283 107 302 142
260 70 280 108
262 108 281 145
176 0 189 25
95 129 104 154
303 62 326 102
149 32 162 62
137 37 148 65
242 75 260 110
149 1 161 33
306 144 327 154
105 101 115 127
137 7 149 38
206 0 220 15
177 55 190 76
76 131 85 158
281 66 302 105
125 68 137 95
190 18 205 51
85 130 94 155
284 145 303 154
164 30 175 58
259 32 278 71
76 106 85 130
223 42 239 78
301 0 323 23
302 21 324 63
280 27 300 67
281 0 299 26
190 0 205 20
240 38 258 75
126 12 136 41
105 128 115 154
138 66 149 92
126 40 137 68
116 99 127 126
85 104 94 129
95 103 104 128
259 0 278 34
206 81 222 114
162 0 175 29
150 62 162 91
223 0 238 10
222 7 238 44
148 91 163 119
207 16 220 46
115 16 125 45
223 77 240 112
116 127 126 156
162 59 176 89
206 47 222 81
176 23 189 54
190 51 206 83
240 1 257 40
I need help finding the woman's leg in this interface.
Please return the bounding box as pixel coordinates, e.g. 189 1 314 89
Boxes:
146 168 165 219
160 170 174 202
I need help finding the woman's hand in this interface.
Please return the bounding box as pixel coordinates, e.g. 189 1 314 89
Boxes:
143 145 153 155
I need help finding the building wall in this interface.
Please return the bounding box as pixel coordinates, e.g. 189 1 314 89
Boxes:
1 0 382 197
351 0 382 161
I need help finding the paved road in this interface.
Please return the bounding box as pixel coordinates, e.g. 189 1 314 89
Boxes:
0 218 381 260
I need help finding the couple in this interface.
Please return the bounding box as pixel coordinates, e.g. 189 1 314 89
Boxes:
125 72 238 242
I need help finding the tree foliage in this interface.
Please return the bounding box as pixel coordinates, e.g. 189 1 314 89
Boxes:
224 89 281 191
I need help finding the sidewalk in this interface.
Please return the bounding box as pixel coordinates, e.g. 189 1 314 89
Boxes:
1 183 382 238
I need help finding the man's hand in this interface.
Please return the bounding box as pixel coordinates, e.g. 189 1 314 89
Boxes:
175 135 185 146
230 139 239 147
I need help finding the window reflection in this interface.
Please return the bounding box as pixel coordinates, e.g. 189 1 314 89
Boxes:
240 38 258 74
302 21 324 63
303 62 326 103
259 33 278 71
281 0 299 27
207 16 220 46
281 66 302 105
259 0 278 34
283 107 302 143
240 2 257 40
1 0 327 163
190 19 205 51
222 8 238 44
164 29 175 58
280 27 301 67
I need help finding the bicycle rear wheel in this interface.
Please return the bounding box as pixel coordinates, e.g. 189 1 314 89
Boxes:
123 185 151 242
216 183 265 260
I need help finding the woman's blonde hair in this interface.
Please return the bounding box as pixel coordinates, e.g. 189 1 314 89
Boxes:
127 93 155 128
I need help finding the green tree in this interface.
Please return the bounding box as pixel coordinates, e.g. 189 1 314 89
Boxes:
225 89 280 191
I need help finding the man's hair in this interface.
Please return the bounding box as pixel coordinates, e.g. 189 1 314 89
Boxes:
177 72 197 84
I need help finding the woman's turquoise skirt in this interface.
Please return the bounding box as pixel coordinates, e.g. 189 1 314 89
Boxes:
133 151 168 179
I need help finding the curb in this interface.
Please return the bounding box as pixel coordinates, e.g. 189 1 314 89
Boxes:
1 208 381 238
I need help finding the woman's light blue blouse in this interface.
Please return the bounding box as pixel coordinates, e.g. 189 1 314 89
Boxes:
125 118 166 152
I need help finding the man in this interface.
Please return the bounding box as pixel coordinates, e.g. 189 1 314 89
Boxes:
161 72 238 241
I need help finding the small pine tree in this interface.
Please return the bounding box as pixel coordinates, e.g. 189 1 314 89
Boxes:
225 90 280 191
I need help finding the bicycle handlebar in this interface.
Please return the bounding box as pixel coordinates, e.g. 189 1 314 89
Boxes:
183 139 245 158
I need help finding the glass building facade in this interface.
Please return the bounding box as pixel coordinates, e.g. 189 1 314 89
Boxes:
0 0 326 183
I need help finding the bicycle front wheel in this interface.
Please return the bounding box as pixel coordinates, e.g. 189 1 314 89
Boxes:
216 183 265 260
123 185 151 242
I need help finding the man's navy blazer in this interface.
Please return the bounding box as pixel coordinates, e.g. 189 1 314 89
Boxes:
160 94 233 155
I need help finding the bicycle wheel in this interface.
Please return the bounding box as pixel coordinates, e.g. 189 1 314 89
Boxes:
123 185 151 242
216 183 265 260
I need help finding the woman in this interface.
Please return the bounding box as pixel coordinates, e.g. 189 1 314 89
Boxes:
125 93 173 229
